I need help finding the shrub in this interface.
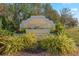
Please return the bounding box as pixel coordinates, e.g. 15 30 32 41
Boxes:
39 34 77 55
50 27 55 33
38 35 53 50
22 32 37 50
0 32 37 55
39 21 77 55
49 34 77 55
54 22 65 35
19 28 26 33
0 36 24 55
0 29 13 36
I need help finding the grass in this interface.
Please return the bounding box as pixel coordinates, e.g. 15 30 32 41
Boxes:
66 27 79 46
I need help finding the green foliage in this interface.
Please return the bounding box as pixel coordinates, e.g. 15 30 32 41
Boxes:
0 36 24 55
54 22 65 35
0 18 78 56
0 29 13 36
50 22 64 34
39 22 77 55
66 28 79 46
0 32 37 55
48 34 77 55
0 4 78 32
38 35 53 50
50 27 55 33
39 34 77 55
22 32 37 49
19 28 26 33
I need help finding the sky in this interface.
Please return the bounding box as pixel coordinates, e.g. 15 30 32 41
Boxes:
51 3 79 20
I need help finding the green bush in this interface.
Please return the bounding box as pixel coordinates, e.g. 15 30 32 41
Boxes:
0 36 24 55
0 32 37 55
0 29 13 36
38 35 53 50
39 34 77 55
22 32 37 50
49 34 77 55
39 22 77 55
50 27 55 33
19 28 26 33
54 22 65 35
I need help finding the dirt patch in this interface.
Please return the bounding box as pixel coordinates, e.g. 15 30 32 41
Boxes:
15 49 51 56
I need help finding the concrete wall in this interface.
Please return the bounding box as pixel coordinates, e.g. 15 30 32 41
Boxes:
26 29 50 35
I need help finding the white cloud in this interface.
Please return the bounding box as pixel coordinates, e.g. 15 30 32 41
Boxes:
71 8 78 12
71 8 78 15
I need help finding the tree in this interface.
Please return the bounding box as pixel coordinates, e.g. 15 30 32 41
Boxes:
0 4 78 32
0 4 7 29
30 3 41 15
60 8 78 28
3 4 30 32
44 4 60 22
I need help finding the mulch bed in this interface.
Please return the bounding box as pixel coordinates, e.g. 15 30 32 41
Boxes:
15 48 51 56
